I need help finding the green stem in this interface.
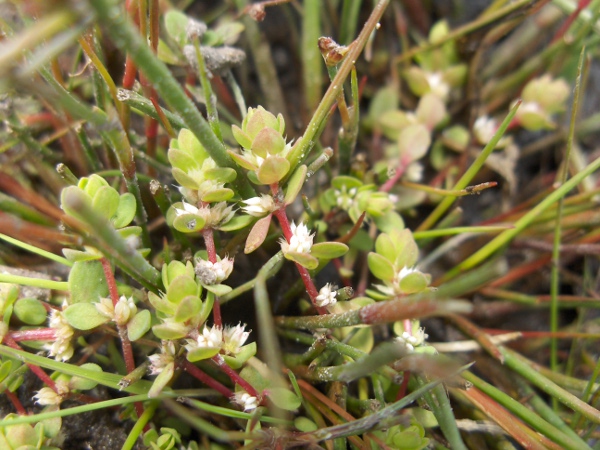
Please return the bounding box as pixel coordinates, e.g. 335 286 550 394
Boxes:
121 401 158 450
192 38 223 142
417 100 520 232
0 233 72 267
0 273 68 291
288 0 390 170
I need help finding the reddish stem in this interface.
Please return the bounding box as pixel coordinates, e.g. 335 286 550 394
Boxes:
201 227 222 326
4 336 57 392
9 328 56 342
380 154 411 193
183 360 233 398
551 0 591 44
100 258 143 418
212 354 260 398
5 390 27 415
272 207 326 315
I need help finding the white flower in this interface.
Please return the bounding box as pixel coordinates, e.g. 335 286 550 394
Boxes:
34 380 69 406
45 309 74 362
374 266 423 297
195 258 234 285
186 325 223 353
405 162 423 182
233 391 258 411
174 201 200 216
242 195 275 217
315 283 337 307
222 323 250 355
280 222 314 255
148 341 177 376
396 327 428 353
425 71 450 100
334 185 357 210
116 296 137 325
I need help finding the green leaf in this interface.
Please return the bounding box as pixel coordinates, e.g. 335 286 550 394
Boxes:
204 167 237 183
186 346 220 362
168 148 199 172
172 213 205 233
283 165 307 206
174 296 202 323
172 167 199 190
112 193 136 228
69 363 102 390
166 275 199 304
177 128 209 163
0 360 12 383
373 210 405 234
127 309 152 341
228 150 258 171
68 260 109 304
399 272 430 294
157 39 181 65
232 125 252 149
203 284 232 296
152 322 189 340
251 127 285 157
63 303 110 330
165 10 190 47
332 175 363 190
391 229 419 269
268 388 301 411
294 417 318 432
148 362 175 398
375 232 396 263
244 214 272 254
200 188 234 203
284 252 318 270
62 249 102 262
222 342 257 369
256 156 290 184
367 252 396 282
148 291 176 316
397 124 431 161
92 186 120 222
310 242 349 260
14 298 47 325
218 214 254 232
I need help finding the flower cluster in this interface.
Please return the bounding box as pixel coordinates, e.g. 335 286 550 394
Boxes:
315 283 337 308
396 327 429 353
194 258 234 286
280 222 314 255
45 309 74 362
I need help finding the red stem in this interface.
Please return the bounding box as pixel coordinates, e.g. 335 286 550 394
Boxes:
5 390 27 415
201 227 222 326
272 207 326 315
183 360 233 398
100 258 119 307
380 154 411 193
212 354 260 398
4 336 57 392
9 328 56 341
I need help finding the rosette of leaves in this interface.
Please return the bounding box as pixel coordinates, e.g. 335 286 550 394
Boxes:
168 128 237 203
367 229 431 300
320 176 404 233
229 106 293 185
149 261 208 340
402 21 467 102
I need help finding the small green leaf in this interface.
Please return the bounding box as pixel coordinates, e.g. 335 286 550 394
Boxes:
244 214 272 254
68 260 109 304
310 242 349 260
172 167 199 190
373 210 405 234
148 361 175 398
204 167 237 183
148 291 176 316
201 188 234 203
62 249 102 262
251 127 285 157
166 275 199 304
0 360 12 383
218 214 254 231
165 10 190 47
232 125 252 149
399 272 429 294
172 213 205 233
375 232 396 262
268 388 301 411
64 303 110 330
157 39 181 65
112 193 136 228
14 298 47 325
367 252 396 282
222 342 257 369
174 296 202 323
92 186 120 222
294 417 318 432
168 148 199 172
127 309 152 341
332 175 363 190
284 252 318 270
228 150 258 171
284 165 307 206
256 156 290 184
186 346 220 362
203 284 232 296
397 124 431 161
152 322 190 340
69 363 102 390
178 128 209 162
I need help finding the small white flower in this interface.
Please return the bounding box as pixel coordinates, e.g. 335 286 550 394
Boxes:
334 186 357 210
315 283 337 307
242 195 275 217
280 222 314 255
396 327 428 353
405 162 423 182
222 323 250 355
195 258 234 285
186 325 223 352
45 309 74 362
115 295 137 326
174 201 200 216
201 202 236 229
425 71 450 100
473 116 497 145
34 380 69 406
148 341 177 376
233 390 258 411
